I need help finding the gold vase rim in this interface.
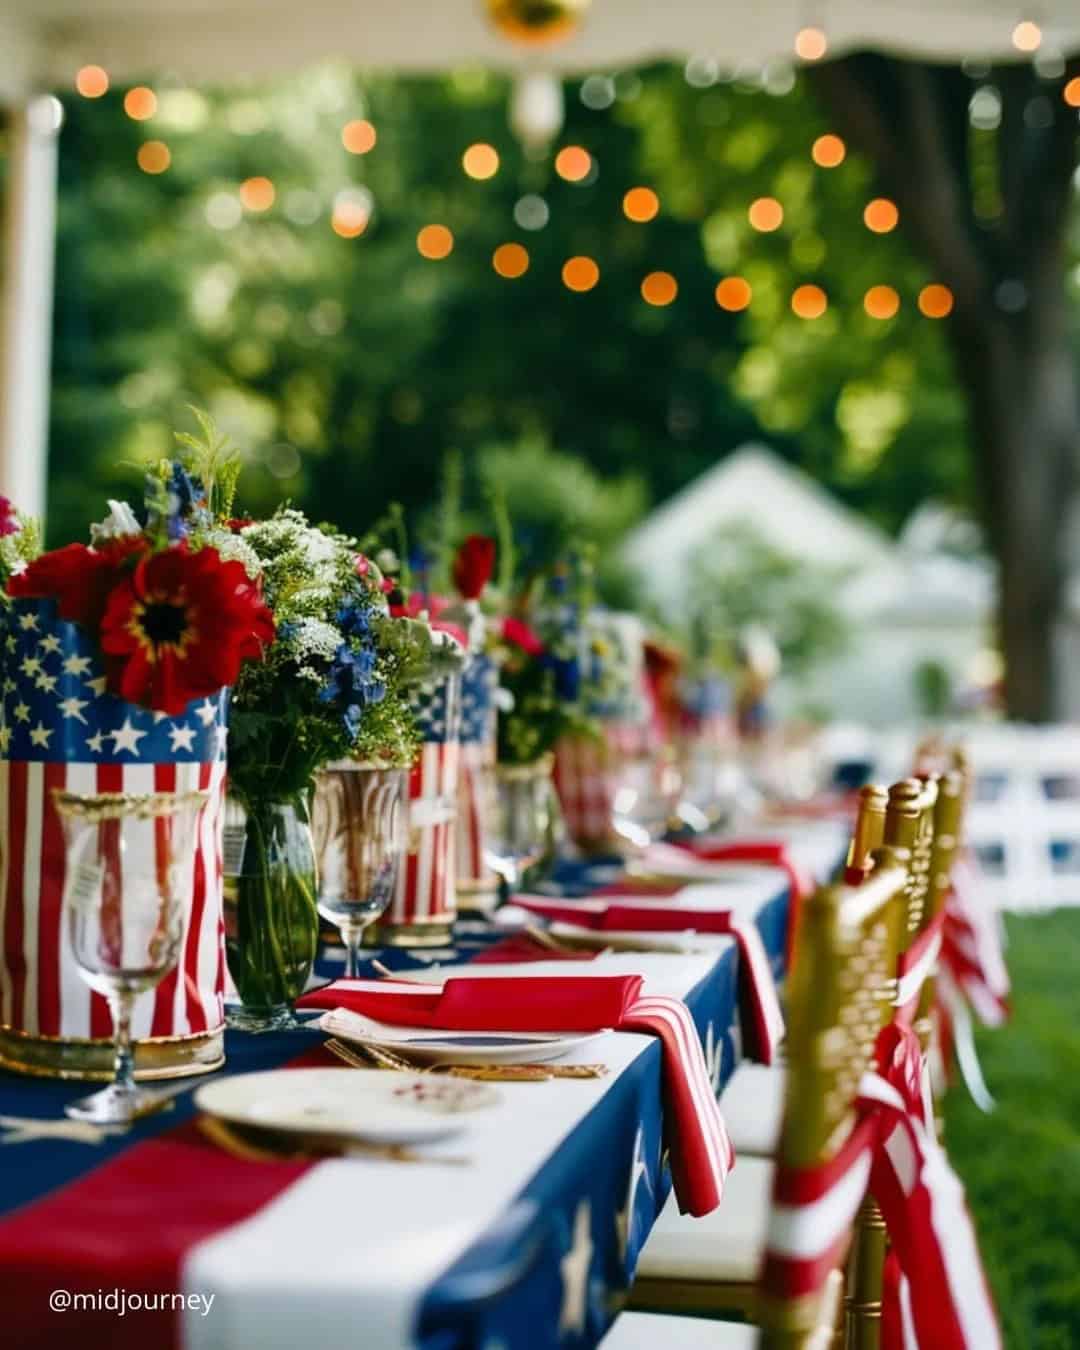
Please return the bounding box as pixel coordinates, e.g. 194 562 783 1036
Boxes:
51 788 210 822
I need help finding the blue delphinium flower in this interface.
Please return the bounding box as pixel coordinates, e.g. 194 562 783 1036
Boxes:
319 642 385 712
336 599 372 640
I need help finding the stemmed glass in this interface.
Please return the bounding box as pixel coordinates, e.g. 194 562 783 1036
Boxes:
612 748 683 852
312 764 407 977
54 788 208 1125
485 755 554 901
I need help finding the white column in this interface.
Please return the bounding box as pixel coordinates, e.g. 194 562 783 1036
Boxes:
0 95 63 525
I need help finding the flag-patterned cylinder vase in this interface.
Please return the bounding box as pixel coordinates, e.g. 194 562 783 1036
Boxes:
553 718 646 854
0 599 227 1080
455 653 499 913
366 671 462 947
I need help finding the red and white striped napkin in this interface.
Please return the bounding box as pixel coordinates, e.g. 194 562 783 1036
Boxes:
299 973 733 1215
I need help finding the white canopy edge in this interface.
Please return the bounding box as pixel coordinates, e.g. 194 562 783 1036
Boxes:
2 0 1080 96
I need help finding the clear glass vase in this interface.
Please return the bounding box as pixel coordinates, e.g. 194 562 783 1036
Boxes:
223 795 320 1032
486 754 555 898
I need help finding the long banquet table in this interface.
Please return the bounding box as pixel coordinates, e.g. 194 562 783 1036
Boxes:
0 819 846 1350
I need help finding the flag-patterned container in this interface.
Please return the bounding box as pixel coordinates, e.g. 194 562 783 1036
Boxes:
553 719 646 854
455 653 498 912
0 599 227 1080
367 671 462 947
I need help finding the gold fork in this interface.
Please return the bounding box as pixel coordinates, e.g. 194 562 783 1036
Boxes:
197 1112 471 1166
323 1037 607 1081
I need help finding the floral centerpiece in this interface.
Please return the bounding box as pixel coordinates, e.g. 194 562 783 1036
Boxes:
0 420 274 1078
221 508 455 1021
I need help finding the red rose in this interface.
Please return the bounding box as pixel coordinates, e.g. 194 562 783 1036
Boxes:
100 545 274 714
452 535 496 600
501 615 544 656
8 537 149 632
225 518 254 534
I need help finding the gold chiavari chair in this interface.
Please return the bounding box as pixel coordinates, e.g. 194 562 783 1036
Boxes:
606 851 910 1350
626 845 911 1331
719 784 892 1166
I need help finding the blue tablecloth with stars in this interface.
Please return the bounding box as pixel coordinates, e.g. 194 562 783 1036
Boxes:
0 853 806 1350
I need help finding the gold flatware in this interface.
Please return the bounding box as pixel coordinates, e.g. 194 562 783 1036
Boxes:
197 1112 470 1166
323 1036 608 1082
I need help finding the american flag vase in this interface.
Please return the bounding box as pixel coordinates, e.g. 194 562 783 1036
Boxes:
454 653 499 913
0 598 227 1080
367 671 462 946
553 719 647 854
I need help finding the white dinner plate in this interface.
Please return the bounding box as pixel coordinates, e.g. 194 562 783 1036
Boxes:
318 1008 609 1066
195 1068 496 1144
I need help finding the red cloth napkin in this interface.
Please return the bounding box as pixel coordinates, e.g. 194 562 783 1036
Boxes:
677 837 812 968
470 933 598 964
513 896 785 1066
298 974 732 1215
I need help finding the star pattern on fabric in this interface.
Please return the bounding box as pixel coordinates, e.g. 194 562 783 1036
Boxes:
196 698 218 728
0 727 11 753
58 696 90 725
29 722 52 749
61 654 93 677
615 1125 653 1261
19 655 41 679
17 612 39 631
86 730 105 755
109 719 147 756
559 1200 594 1336
168 723 197 754
34 672 58 695
85 676 108 697
37 634 62 656
0 1114 125 1146
705 1021 724 1093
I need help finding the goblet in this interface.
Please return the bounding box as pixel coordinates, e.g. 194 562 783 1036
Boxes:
312 764 407 977
611 748 683 851
54 788 208 1125
485 754 554 900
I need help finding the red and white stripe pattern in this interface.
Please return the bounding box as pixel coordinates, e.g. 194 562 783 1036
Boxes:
553 720 646 850
763 1023 1001 1350
387 674 462 930
0 758 226 1040
455 654 497 893
894 910 944 1022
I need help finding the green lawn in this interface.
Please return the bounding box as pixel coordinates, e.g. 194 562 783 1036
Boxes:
944 910 1080 1350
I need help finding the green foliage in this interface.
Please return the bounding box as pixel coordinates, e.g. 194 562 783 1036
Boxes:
945 911 1080 1350
40 62 981 556
685 523 849 675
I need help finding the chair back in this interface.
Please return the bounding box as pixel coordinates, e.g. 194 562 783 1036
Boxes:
759 848 909 1347
883 777 938 941
845 784 888 882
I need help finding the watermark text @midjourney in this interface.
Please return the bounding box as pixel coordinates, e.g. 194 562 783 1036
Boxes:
49 1288 215 1317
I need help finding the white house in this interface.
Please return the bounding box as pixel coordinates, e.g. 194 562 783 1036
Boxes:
624 445 996 725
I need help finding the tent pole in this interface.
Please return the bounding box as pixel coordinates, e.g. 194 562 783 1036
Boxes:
0 95 62 526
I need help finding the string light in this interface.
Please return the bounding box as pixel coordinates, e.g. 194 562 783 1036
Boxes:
332 190 373 238
492 242 530 277
239 177 275 212
462 143 500 180
75 65 109 98
748 197 784 231
794 27 827 61
562 255 600 291
417 224 454 259
137 141 171 174
1011 19 1042 52
791 284 827 318
555 146 592 182
715 276 752 311
123 87 157 121
811 134 845 167
864 285 900 319
342 119 377 154
1064 77 1080 107
864 198 899 232
641 271 677 306
623 187 659 222
918 284 954 318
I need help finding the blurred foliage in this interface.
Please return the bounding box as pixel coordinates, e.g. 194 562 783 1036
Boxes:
35 61 978 552
685 523 850 674
945 911 1080 1350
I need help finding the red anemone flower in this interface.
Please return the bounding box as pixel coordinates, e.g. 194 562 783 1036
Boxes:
452 535 496 600
8 537 150 632
0 496 18 537
501 615 544 656
100 546 275 714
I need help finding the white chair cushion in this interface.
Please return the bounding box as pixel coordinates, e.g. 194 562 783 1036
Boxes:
602 1311 760 1348
720 1064 787 1157
634 1157 775 1284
